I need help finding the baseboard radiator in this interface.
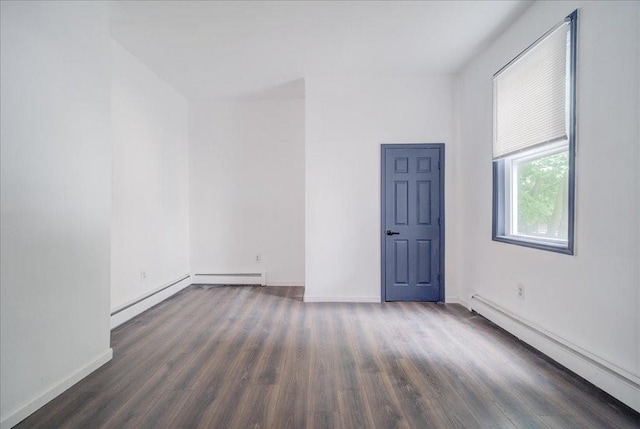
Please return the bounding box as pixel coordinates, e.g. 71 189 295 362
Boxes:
110 274 192 329
470 294 640 413
192 272 266 286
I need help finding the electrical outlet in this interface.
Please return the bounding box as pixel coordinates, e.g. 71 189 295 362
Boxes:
517 283 525 300
256 254 261 262
140 270 147 281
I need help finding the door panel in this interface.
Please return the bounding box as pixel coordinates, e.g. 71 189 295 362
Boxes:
394 240 409 284
417 181 432 225
417 239 432 284
394 181 408 225
382 145 443 302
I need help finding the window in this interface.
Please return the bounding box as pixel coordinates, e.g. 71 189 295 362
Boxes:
493 11 577 254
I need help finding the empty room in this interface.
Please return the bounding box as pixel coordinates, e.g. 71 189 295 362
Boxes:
1 1 639 428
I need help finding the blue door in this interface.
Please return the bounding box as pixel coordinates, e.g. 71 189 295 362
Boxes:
381 144 444 302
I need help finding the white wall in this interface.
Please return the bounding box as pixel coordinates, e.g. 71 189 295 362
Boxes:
111 41 190 310
456 0 639 406
305 75 458 302
0 2 112 427
189 99 305 285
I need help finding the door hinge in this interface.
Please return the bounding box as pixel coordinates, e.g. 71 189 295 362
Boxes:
438 274 442 283
438 217 441 226
438 161 441 170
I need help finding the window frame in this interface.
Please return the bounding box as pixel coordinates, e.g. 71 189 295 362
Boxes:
492 10 577 255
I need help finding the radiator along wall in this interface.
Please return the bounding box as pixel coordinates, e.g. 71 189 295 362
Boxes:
110 40 191 326
189 98 305 286
455 0 639 411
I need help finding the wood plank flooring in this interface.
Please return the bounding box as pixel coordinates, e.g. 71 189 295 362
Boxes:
15 285 640 428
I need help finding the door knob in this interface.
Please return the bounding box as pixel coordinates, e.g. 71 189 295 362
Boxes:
386 230 400 236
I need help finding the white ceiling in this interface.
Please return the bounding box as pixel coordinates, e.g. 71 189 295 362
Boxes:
110 1 533 99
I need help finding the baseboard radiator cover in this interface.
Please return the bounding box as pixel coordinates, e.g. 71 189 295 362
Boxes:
470 294 640 413
110 274 192 329
192 272 266 286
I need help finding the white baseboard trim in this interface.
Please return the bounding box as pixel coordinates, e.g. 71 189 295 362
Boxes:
304 295 380 303
0 348 113 429
110 274 192 329
471 294 640 413
192 272 266 286
445 296 469 307
266 282 304 287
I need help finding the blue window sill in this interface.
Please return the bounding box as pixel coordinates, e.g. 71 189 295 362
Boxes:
492 235 574 255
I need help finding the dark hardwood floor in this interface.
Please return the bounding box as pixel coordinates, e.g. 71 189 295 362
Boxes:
16 285 640 428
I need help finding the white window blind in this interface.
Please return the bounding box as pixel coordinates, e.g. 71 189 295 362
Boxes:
493 21 570 159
